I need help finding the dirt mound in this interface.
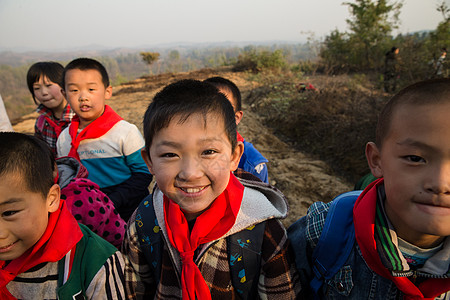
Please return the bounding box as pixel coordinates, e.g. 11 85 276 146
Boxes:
13 68 352 226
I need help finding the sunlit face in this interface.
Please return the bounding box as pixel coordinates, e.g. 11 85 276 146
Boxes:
143 113 243 220
367 102 450 248
64 69 112 129
0 174 60 261
33 76 66 113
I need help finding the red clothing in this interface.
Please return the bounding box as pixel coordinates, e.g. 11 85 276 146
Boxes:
35 104 74 155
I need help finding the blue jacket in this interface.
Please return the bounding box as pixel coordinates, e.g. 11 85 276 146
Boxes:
239 140 269 183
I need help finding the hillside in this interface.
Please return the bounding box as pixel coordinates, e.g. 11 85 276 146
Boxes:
13 67 352 226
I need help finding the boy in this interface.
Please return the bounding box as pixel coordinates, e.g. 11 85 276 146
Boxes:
288 78 450 299
57 58 152 221
204 76 269 183
122 80 299 299
0 132 125 299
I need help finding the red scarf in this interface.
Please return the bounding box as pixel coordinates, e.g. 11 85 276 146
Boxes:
43 115 64 137
163 173 244 300
68 105 123 161
38 104 71 138
236 131 244 143
354 179 450 299
0 200 82 300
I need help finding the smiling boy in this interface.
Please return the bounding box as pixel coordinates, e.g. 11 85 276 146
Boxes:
122 79 299 299
288 78 450 299
0 132 124 299
56 58 152 221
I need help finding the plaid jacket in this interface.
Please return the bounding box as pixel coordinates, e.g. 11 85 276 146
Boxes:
122 179 300 299
35 103 74 155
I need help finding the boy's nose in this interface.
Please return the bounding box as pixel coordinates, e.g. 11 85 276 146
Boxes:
0 226 8 240
78 93 88 102
178 158 203 181
425 163 450 194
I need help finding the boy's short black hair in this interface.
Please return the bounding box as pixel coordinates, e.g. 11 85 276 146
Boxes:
62 58 110 89
26 61 64 104
204 76 242 112
0 132 55 197
376 78 450 148
143 79 237 155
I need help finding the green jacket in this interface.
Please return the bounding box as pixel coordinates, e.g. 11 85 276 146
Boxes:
57 224 125 299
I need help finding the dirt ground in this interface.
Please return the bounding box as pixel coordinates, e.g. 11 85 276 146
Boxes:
13 67 352 226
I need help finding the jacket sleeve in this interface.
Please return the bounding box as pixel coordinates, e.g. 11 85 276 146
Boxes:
258 218 301 299
122 212 156 299
84 251 126 300
101 171 152 221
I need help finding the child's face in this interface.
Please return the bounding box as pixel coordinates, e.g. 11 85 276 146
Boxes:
0 174 60 261
216 87 243 125
33 76 66 111
367 102 450 248
143 112 243 221
64 69 112 129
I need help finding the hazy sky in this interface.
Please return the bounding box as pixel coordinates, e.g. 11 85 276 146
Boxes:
0 0 446 51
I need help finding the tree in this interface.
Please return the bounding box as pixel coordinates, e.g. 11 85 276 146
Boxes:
345 0 402 69
320 0 402 72
140 52 160 74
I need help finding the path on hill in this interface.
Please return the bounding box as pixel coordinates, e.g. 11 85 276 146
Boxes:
13 68 351 226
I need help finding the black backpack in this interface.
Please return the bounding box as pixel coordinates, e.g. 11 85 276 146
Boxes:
134 194 266 299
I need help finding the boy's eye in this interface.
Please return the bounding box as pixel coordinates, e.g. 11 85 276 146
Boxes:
2 210 19 217
162 153 178 158
69 89 78 92
46 84 53 87
202 149 217 155
404 155 425 163
89 88 96 92
33 87 40 90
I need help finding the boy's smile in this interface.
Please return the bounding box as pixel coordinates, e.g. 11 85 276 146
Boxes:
367 102 450 248
64 69 112 129
143 112 243 221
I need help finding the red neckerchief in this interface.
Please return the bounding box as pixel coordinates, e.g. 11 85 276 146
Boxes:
163 172 244 300
38 104 72 137
354 179 450 299
0 200 82 300
236 131 244 143
68 105 123 161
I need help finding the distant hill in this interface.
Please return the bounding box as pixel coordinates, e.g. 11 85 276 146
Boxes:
0 43 315 122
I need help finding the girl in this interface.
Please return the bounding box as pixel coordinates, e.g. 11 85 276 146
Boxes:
27 61 74 154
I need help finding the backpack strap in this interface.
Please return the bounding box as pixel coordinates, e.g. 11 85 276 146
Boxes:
227 221 266 300
310 190 362 296
134 194 162 285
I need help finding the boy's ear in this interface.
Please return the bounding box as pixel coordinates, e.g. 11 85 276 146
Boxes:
365 142 383 178
47 184 61 213
61 88 66 98
141 149 153 174
104 86 113 100
235 110 244 126
230 141 244 171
